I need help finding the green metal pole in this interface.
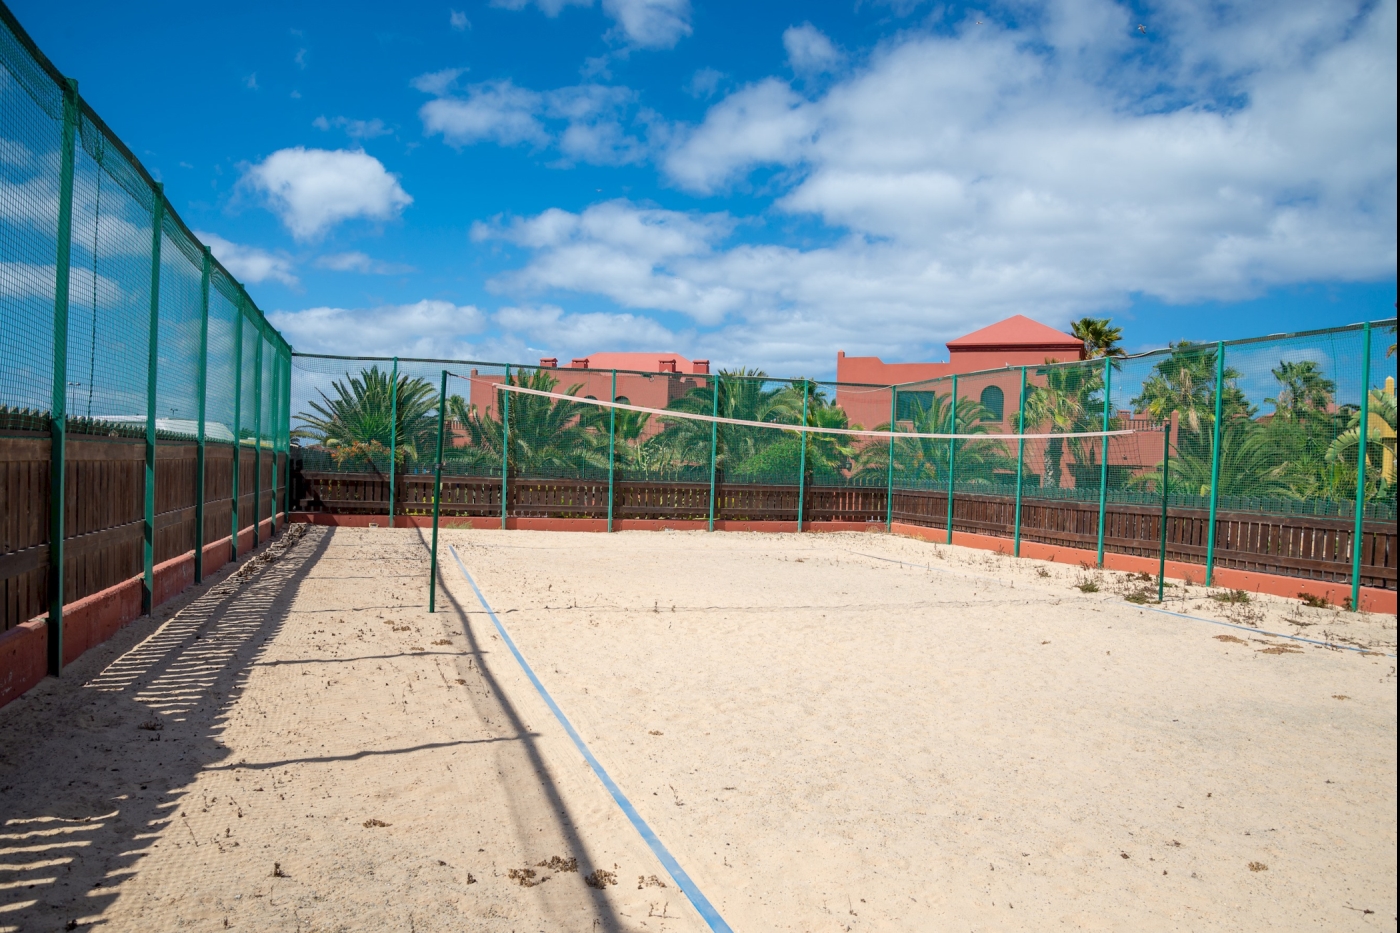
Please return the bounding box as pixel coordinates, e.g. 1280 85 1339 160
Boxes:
429 371 446 613
500 364 510 530
607 370 617 532
194 246 210 583
945 375 958 544
268 341 279 536
1096 357 1112 567
388 357 398 528
141 184 164 616
252 331 263 548
1204 341 1225 586
282 351 291 521
708 374 719 531
1158 417 1172 603
884 387 897 531
230 312 242 563
1350 322 1373 611
47 77 79 676
796 381 810 532
1014 367 1026 558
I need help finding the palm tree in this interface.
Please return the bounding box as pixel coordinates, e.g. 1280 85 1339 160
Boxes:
1071 317 1125 359
1132 417 1294 500
1023 361 1106 489
1266 360 1335 421
295 365 438 469
649 369 804 479
1325 388 1398 500
446 369 607 478
853 390 1012 487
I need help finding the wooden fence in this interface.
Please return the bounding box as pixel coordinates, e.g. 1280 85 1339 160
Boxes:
0 431 286 630
292 467 1396 592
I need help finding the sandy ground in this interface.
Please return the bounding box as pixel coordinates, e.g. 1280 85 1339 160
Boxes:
0 525 1394 932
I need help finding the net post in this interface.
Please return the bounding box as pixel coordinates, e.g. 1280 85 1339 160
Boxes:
1350 322 1372 611
252 327 263 549
389 357 398 529
194 246 210 583
707 374 719 531
500 364 510 530
884 387 896 531
796 381 810 532
1096 357 1111 567
945 374 957 545
1158 416 1172 603
1014 367 1026 558
230 311 242 564
607 370 617 532
141 183 165 616
1203 341 1225 586
430 371 446 613
47 76 79 676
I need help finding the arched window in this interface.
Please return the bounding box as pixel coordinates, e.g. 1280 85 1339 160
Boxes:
614 396 630 405
980 385 1005 421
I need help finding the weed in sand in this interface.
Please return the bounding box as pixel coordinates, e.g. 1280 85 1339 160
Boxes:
1211 590 1252 605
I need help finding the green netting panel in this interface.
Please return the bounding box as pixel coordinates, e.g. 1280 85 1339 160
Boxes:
260 333 274 449
1017 357 1112 506
809 381 889 490
64 116 153 436
608 367 707 483
155 218 202 440
205 270 239 443
889 374 952 492
0 18 61 426
947 368 1021 495
237 306 258 530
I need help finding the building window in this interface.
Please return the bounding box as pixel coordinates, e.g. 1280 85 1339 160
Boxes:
980 386 1004 421
614 396 630 405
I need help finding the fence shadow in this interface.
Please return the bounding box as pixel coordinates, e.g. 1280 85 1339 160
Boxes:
0 524 329 930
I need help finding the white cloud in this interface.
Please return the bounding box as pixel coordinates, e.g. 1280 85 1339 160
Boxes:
783 23 843 78
313 115 392 139
450 9 470 30
270 299 486 358
314 251 415 275
602 0 691 49
197 231 299 286
410 67 468 96
416 77 645 164
419 80 548 147
662 79 816 193
489 0 690 49
241 148 412 240
496 303 677 350
685 67 725 98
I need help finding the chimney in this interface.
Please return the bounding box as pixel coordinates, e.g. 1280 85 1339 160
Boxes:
539 357 558 368
693 359 709 374
658 358 677 373
570 357 590 369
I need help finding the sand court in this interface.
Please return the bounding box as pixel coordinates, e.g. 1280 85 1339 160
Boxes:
0 524 1394 931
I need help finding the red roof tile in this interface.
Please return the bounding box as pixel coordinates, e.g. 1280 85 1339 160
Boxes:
946 314 1081 349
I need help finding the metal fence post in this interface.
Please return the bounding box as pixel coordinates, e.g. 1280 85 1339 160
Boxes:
885 387 897 531
230 312 242 563
1014 367 1026 558
46 77 79 676
1204 341 1225 586
282 351 291 520
141 184 164 616
1350 322 1373 611
708 374 719 531
796 381 810 532
388 357 398 528
269 342 279 536
946 374 958 545
430 371 446 612
1096 357 1112 567
252 330 263 548
1157 418 1172 603
607 370 617 532
194 246 210 582
500 364 510 530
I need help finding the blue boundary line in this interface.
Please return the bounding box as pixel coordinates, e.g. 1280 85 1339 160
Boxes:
447 546 735 933
845 549 1395 658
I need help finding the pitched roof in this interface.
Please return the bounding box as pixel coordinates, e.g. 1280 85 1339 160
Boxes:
946 314 1081 349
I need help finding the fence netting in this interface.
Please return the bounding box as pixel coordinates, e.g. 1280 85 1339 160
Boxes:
0 4 293 640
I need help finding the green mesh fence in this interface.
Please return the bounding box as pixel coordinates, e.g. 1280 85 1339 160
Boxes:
0 3 292 646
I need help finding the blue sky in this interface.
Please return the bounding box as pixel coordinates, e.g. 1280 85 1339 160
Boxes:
12 0 1396 378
